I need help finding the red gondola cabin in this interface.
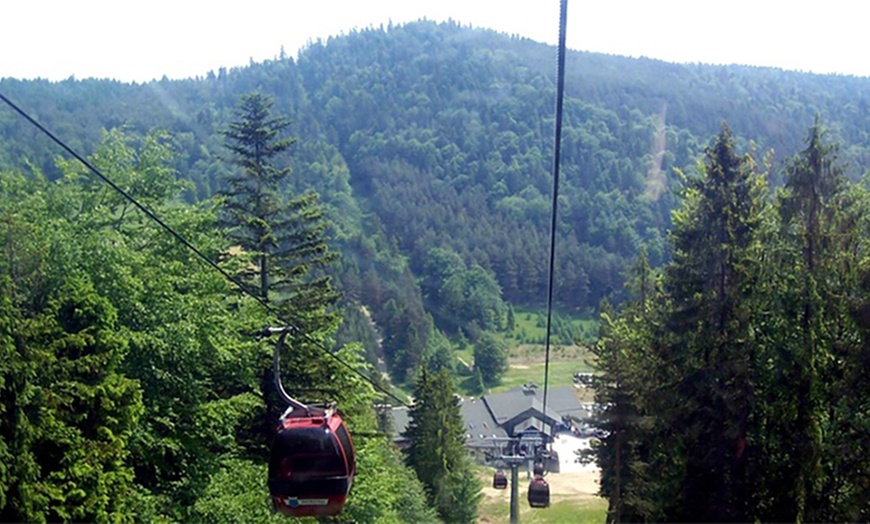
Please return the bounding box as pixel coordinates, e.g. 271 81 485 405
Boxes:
268 410 356 517
492 469 508 489
528 476 550 508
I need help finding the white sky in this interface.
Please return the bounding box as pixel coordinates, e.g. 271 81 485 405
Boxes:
2 0 868 83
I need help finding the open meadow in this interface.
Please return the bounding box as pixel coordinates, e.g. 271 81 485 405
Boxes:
477 468 606 523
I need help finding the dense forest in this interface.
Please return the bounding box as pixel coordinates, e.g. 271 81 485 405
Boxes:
2 19 870 521
592 122 870 522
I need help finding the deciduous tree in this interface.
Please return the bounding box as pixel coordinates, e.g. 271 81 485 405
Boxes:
473 332 508 386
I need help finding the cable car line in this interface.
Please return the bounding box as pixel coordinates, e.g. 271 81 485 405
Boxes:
515 0 570 514
541 0 569 429
483 3 567 518
0 91 410 409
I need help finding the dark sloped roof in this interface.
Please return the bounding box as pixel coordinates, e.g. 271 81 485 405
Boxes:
513 415 546 433
483 385 582 424
543 386 587 420
390 385 584 445
390 397 508 447
460 396 508 448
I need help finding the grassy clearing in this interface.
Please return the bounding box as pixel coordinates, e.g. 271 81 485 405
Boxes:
508 307 598 347
479 495 607 524
462 339 596 391
475 468 607 523
447 306 598 397
455 345 596 397
494 359 588 393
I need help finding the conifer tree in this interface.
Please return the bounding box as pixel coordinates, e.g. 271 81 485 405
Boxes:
404 367 481 522
220 91 338 328
506 303 516 333
777 120 845 521
771 120 870 521
592 250 663 523
220 92 342 452
659 124 768 521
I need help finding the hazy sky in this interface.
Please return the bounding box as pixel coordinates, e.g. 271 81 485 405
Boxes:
2 0 868 83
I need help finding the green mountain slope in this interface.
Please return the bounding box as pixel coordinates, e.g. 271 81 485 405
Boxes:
2 18 869 327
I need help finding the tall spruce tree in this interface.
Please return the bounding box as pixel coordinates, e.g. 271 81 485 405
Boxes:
593 249 664 523
220 91 338 327
660 124 768 521
776 120 846 521
772 120 870 521
404 367 481 523
588 121 870 522
850 262 870 521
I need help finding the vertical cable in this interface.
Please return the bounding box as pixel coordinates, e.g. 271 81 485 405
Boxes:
542 0 569 421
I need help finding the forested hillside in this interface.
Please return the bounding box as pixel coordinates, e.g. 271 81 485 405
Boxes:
3 18 870 521
4 21 870 386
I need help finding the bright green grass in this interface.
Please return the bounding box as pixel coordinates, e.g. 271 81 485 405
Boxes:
455 344 596 397
454 346 475 372
479 496 607 524
508 307 598 346
492 358 592 393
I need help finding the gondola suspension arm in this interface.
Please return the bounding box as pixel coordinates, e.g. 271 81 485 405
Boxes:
263 326 313 416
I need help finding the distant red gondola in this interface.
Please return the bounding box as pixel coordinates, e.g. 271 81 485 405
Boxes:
528 476 550 508
492 469 508 489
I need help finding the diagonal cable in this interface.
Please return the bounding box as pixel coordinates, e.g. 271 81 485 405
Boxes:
0 91 409 408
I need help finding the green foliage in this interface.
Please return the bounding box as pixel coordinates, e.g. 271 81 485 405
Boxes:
336 302 381 367
190 446 436 524
422 328 455 374
657 124 768 521
422 247 506 333
404 367 482 522
191 459 283 523
437 466 483 524
473 332 509 387
341 437 438 524
219 90 339 329
591 261 662 522
592 122 870 521
4 22 870 333
473 368 486 396
505 303 516 333
6 22 870 523
5 21 870 394
760 120 870 522
0 129 429 523
0 172 144 522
